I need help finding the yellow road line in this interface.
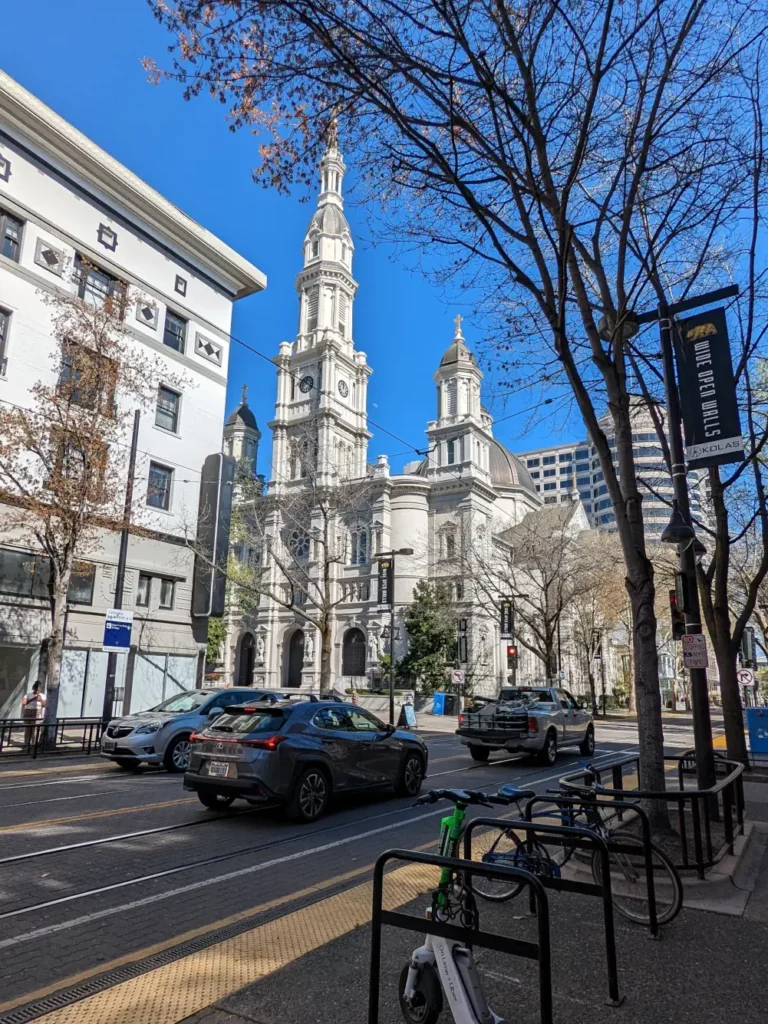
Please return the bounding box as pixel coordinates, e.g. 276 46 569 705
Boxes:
0 798 196 835
714 734 727 749
0 761 115 779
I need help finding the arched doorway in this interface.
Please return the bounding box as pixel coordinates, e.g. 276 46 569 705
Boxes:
286 629 305 688
237 633 255 687
342 628 366 677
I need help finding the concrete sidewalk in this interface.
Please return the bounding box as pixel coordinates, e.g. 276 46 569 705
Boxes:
415 711 459 733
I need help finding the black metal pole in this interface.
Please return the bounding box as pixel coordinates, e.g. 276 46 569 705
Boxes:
658 309 716 792
102 410 140 724
600 642 606 717
389 554 396 726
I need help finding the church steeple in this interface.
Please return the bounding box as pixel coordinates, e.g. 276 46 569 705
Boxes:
424 317 490 481
268 129 372 493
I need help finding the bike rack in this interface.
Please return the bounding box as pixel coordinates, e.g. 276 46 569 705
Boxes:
526 793 660 938
368 848 553 1024
464 817 623 1007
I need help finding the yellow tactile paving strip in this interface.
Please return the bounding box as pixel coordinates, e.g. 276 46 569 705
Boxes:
33 829 501 1024
35 859 438 1024
0 797 195 834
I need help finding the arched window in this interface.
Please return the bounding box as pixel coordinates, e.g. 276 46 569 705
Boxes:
342 628 366 676
447 439 456 465
342 243 347 262
312 238 320 258
445 532 456 560
350 527 369 565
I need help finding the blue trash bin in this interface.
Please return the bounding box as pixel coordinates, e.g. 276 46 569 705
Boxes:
433 693 446 716
746 707 768 754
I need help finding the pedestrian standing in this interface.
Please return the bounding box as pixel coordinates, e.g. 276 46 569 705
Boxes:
21 681 46 750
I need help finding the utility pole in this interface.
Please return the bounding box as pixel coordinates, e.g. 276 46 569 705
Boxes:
102 410 140 723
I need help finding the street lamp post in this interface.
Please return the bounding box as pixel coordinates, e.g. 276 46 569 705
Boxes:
632 287 740 794
374 548 414 725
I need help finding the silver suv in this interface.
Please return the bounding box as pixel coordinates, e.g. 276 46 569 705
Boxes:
101 688 285 772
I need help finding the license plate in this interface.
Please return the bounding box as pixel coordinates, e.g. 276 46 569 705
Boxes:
207 761 230 778
103 739 116 752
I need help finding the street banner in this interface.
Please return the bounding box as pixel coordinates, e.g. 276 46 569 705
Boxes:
500 599 514 639
378 558 393 607
675 307 744 469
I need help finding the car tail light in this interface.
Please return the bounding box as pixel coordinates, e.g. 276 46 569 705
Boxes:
527 716 538 733
458 714 465 727
190 732 204 743
241 734 287 751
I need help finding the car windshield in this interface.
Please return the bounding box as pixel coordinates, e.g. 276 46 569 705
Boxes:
209 709 287 735
499 688 553 703
149 691 212 714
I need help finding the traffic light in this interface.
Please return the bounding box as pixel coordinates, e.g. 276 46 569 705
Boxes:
506 644 518 670
669 589 685 641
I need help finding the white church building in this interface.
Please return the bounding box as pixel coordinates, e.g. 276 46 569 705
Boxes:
220 136 568 696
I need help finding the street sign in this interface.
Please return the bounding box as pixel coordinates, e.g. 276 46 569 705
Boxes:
681 633 708 669
103 609 133 653
738 667 755 689
451 669 466 687
675 307 744 469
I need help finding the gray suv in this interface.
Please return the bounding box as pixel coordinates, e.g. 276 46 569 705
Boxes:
184 698 429 821
101 688 286 772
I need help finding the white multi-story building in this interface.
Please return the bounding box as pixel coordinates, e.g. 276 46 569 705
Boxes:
0 72 265 717
518 400 708 539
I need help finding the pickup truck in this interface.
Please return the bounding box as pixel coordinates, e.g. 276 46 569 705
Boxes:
456 685 594 766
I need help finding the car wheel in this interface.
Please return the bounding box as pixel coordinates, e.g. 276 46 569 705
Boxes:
164 735 192 773
579 725 595 757
468 745 490 762
287 767 330 822
537 730 557 766
396 754 425 797
197 788 235 811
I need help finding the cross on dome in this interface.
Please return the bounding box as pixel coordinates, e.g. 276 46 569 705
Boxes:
453 314 464 340
241 383 248 404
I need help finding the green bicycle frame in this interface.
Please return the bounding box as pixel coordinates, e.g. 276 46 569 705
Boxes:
435 799 468 908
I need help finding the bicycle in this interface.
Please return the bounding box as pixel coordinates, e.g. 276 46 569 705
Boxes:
398 787 510 1024
472 776 683 927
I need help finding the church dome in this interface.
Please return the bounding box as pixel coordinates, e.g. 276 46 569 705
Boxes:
309 204 350 237
226 402 258 431
489 439 536 492
439 337 476 367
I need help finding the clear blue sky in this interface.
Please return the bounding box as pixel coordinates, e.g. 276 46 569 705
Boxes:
1 1 585 477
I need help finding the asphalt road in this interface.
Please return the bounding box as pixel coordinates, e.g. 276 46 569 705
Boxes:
0 717 701 1021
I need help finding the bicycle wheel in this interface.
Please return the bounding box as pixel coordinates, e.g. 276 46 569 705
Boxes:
591 835 683 926
469 827 526 901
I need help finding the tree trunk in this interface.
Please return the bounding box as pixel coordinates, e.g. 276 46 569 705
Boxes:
587 667 598 716
716 652 748 765
626 565 671 832
319 621 333 694
42 584 68 747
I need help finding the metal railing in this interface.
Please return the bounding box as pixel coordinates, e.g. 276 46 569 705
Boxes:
0 718 104 759
559 753 745 879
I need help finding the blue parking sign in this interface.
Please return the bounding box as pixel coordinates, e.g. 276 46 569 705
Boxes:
103 609 133 652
